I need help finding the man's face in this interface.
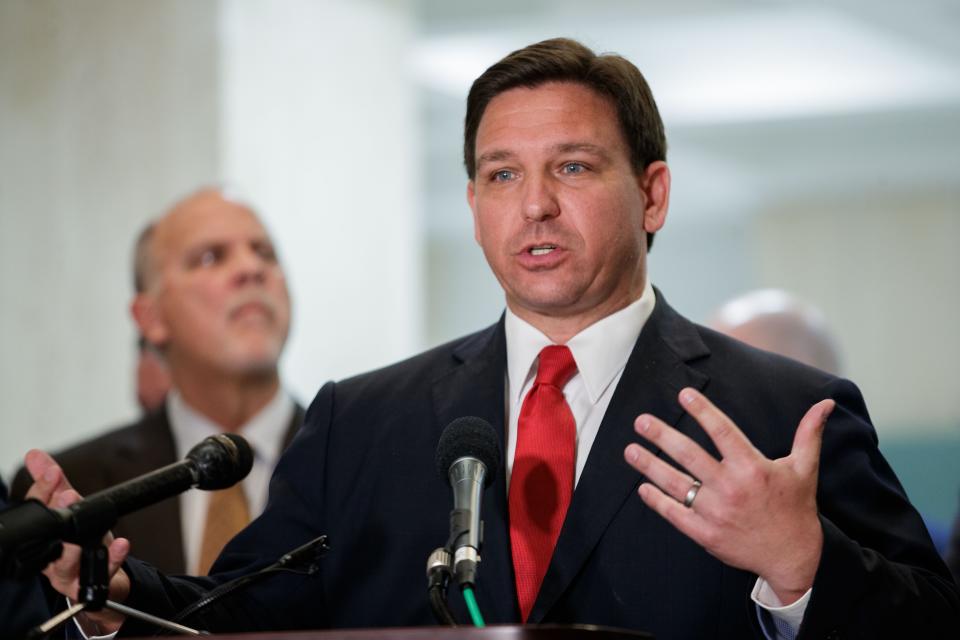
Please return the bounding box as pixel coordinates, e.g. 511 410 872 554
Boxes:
468 82 668 332
136 193 291 379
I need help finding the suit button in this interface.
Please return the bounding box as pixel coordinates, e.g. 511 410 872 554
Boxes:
825 631 840 640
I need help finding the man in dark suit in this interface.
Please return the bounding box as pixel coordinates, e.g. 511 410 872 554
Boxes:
20 38 959 639
14 187 303 575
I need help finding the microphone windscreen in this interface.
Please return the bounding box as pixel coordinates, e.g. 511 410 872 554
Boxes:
190 433 254 490
221 433 255 480
435 417 501 488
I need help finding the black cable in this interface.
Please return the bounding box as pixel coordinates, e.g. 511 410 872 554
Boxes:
429 584 458 626
425 547 458 626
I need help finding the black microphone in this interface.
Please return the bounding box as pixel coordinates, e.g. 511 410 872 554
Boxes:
0 434 253 578
435 417 501 586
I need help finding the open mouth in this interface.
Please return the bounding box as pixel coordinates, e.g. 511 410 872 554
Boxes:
528 244 558 256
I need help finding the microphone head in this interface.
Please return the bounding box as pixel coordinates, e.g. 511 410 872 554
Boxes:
435 417 501 488
187 433 254 490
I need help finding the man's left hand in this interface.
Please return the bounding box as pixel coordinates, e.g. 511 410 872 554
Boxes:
624 388 835 605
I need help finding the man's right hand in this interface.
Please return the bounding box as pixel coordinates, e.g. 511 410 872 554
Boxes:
24 449 132 636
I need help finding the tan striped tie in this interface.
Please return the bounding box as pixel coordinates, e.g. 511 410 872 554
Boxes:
197 482 250 575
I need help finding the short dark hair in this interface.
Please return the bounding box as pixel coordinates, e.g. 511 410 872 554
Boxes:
463 38 667 249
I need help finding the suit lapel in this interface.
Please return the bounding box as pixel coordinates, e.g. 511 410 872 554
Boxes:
431 319 518 623
113 409 188 573
282 404 305 450
529 293 711 622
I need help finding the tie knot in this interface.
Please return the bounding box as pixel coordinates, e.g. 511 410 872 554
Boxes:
534 345 577 389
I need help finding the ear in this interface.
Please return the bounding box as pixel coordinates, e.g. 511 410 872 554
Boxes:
467 180 481 244
131 293 169 348
638 161 671 235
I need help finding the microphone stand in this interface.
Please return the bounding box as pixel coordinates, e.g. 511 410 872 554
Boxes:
28 542 206 638
165 534 329 631
30 534 331 638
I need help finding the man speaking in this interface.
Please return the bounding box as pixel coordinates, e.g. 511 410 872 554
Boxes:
20 38 958 639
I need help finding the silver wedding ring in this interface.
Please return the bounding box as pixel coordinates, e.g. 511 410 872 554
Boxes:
683 479 702 508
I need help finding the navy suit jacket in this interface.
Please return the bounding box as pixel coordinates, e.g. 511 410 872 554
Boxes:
121 293 958 638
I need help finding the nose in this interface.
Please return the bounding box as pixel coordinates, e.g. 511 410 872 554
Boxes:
522 172 560 222
232 246 268 285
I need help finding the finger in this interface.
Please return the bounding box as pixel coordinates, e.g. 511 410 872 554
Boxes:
637 482 708 544
625 443 700 504
790 399 835 476
678 388 758 461
46 541 82 600
634 413 722 482
107 538 130 576
56 488 117 546
55 488 82 509
51 488 84 593
24 450 72 504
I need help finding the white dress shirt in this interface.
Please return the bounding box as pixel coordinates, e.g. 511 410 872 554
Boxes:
505 281 655 488
167 388 296 575
504 280 808 640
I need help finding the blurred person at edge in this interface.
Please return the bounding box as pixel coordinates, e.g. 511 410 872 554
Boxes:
12 188 304 576
708 289 842 375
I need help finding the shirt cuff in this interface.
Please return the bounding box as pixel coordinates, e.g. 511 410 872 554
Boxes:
751 578 811 640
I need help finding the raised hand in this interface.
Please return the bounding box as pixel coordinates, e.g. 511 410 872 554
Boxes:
624 387 835 604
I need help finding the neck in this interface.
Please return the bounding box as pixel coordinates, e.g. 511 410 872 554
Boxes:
510 284 646 344
171 368 280 431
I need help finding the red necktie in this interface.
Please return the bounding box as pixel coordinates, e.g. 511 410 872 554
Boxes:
509 345 578 622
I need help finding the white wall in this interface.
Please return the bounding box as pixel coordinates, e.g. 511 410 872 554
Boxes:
0 0 220 478
0 0 421 479
217 0 422 404
755 189 960 433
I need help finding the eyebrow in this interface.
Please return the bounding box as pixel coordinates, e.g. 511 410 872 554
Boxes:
553 142 610 159
476 149 515 170
475 142 612 171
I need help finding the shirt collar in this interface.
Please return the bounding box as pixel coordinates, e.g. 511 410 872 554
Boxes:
505 279 657 405
167 387 295 466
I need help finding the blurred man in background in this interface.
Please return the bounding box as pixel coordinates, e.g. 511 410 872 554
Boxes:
708 289 841 375
13 187 303 575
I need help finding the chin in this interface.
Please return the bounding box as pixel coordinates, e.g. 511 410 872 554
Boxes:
509 279 582 306
224 349 282 378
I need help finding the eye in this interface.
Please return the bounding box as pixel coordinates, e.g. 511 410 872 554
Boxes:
561 162 587 175
253 241 278 263
491 169 516 183
197 247 224 268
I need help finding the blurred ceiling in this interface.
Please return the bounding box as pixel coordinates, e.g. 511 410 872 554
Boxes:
411 0 960 229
